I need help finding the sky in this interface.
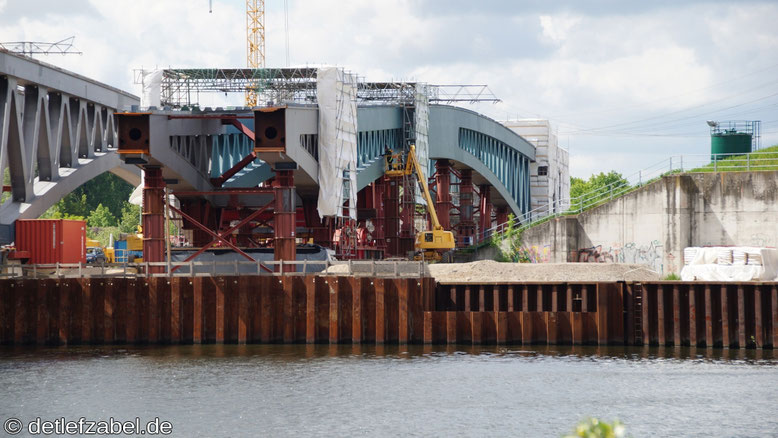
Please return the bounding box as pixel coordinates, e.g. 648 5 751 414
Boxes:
1 0 777 178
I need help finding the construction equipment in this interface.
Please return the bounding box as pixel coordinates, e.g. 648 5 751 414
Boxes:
385 145 455 261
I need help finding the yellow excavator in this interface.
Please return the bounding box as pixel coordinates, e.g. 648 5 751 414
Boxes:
385 145 456 262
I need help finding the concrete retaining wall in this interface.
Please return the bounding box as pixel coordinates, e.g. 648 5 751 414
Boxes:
519 171 778 275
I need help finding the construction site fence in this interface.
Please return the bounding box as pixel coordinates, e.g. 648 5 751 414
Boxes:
0 260 427 279
479 150 778 245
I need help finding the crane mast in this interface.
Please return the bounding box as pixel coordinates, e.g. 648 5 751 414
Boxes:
246 0 265 106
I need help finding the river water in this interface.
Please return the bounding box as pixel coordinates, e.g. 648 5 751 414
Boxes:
1 344 776 437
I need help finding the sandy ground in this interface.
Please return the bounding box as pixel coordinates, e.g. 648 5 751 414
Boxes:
323 260 660 282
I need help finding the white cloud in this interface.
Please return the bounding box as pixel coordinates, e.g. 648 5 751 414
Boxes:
1 0 776 178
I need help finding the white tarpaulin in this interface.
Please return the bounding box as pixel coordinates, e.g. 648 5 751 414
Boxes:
316 67 358 219
414 83 430 206
141 69 163 109
680 247 778 281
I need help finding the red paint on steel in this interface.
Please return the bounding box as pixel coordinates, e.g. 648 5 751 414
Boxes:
15 219 86 264
142 168 165 273
457 169 475 247
478 184 492 241
273 170 296 270
434 160 452 230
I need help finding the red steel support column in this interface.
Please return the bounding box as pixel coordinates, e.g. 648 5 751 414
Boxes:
457 169 475 247
399 175 416 255
478 184 492 241
373 179 386 252
384 177 401 257
495 206 508 229
434 160 452 230
302 196 330 247
274 170 296 271
142 167 165 273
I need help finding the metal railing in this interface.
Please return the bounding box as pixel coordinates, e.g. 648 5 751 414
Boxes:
478 149 778 245
0 259 427 279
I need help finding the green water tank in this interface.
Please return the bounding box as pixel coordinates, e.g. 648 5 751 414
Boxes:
711 132 751 161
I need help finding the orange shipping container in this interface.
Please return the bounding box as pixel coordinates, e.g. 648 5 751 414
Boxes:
15 219 87 264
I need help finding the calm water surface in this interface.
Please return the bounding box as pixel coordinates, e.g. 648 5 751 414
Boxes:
0 344 776 437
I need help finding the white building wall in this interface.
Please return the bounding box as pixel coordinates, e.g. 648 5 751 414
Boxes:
502 119 570 216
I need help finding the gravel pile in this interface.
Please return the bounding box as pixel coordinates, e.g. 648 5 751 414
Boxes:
323 260 660 282
429 260 660 283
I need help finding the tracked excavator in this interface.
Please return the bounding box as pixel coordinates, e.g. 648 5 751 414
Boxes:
385 145 456 262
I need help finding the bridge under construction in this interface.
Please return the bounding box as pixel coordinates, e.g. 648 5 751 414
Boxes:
0 50 535 267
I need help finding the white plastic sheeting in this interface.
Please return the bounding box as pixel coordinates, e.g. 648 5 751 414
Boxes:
140 69 163 109
316 67 358 219
414 84 430 206
680 247 778 281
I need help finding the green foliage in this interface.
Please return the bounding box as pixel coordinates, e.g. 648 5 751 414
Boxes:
51 173 134 221
87 226 121 248
564 418 626 438
691 144 778 173
490 214 529 263
569 171 630 212
663 272 681 280
119 203 142 234
87 203 117 228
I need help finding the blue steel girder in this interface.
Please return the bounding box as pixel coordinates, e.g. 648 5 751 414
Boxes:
0 50 141 243
354 104 535 218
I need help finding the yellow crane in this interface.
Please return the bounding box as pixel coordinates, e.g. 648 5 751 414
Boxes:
385 145 456 261
245 0 265 106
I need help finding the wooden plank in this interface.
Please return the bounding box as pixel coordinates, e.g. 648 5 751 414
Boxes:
721 286 730 348
506 312 521 344
596 283 609 345
423 311 432 344
446 311 457 344
104 280 116 344
551 285 559 312
704 284 713 348
497 311 508 344
642 285 650 346
673 285 681 347
657 285 665 346
169 278 181 344
398 279 409 344
58 280 70 345
351 277 362 344
689 285 698 347
375 278 385 344
283 276 294 343
737 285 746 348
765 285 778 348
754 285 763 348
469 312 483 345
305 276 316 343
237 277 249 344
521 285 529 312
329 278 340 344
192 277 203 344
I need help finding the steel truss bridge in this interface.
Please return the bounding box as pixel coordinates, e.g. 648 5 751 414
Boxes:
0 49 140 243
1 52 535 262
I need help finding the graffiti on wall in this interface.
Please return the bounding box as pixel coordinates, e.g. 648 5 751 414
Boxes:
575 240 664 273
522 244 551 263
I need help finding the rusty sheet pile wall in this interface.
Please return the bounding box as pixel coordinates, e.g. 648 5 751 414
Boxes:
0 277 434 345
0 277 775 349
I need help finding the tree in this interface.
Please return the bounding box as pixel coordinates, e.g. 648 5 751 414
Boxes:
119 203 141 233
87 203 117 228
569 171 629 210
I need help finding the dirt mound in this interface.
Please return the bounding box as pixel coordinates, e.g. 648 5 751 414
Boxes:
428 260 660 283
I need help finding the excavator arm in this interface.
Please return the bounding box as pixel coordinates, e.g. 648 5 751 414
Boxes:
407 145 443 231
